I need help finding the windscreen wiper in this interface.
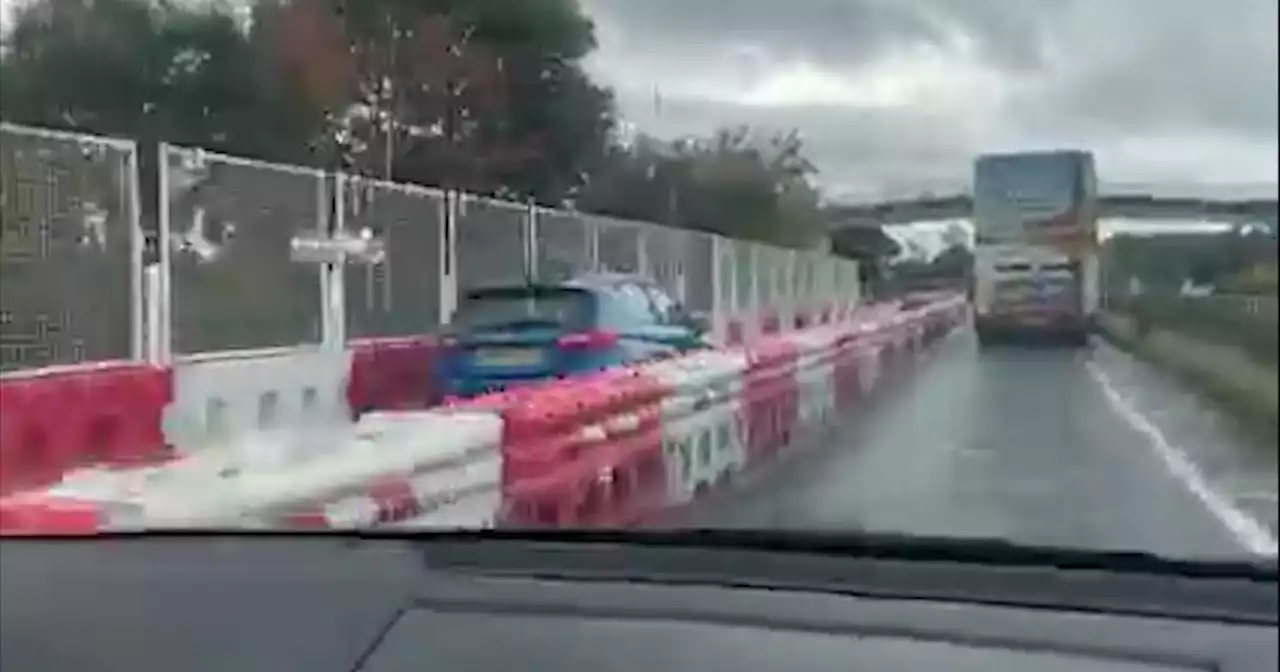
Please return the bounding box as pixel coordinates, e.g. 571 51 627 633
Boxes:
17 528 1274 622
26 528 1276 583
383 528 1279 582
403 529 1278 624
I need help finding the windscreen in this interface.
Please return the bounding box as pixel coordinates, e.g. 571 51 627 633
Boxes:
452 287 594 331
0 0 1275 576
973 153 1087 244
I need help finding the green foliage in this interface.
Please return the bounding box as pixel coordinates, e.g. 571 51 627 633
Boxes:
1114 294 1278 365
879 243 973 296
0 0 311 159
273 0 616 201
576 127 825 248
829 227 901 260
1102 226 1278 296
1 0 615 204
926 243 974 281
1 0 828 244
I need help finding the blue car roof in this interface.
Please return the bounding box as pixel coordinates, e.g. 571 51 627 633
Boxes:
561 272 647 289
462 273 650 297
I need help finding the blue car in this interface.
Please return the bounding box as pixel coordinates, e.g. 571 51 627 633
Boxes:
436 274 710 398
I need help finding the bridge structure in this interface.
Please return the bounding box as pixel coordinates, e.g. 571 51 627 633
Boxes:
825 182 1279 229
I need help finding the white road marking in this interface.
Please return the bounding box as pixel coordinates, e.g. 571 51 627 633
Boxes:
1086 362 1278 557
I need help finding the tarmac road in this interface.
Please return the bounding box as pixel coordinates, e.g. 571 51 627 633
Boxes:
684 329 1278 561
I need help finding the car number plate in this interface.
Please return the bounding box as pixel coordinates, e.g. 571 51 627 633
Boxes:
474 348 542 367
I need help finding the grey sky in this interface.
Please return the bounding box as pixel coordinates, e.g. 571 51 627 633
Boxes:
3 0 1273 205
579 0 1279 202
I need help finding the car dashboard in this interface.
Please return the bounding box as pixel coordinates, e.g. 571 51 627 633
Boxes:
1 533 1276 672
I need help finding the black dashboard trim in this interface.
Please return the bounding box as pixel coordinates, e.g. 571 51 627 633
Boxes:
23 528 1271 578
413 537 1279 625
3 535 1275 672
408 592 1220 670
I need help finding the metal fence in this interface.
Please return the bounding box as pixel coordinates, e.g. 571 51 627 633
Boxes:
1 124 863 374
0 123 142 373
162 145 328 355
339 174 446 340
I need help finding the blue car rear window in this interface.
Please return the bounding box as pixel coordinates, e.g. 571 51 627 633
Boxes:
453 287 594 330
595 283 659 329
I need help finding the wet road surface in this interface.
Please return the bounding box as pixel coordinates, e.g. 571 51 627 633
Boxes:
685 329 1278 560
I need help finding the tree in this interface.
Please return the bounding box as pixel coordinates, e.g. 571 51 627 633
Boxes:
829 226 902 260
576 127 826 248
829 226 901 299
0 0 310 161
1103 228 1278 295
928 243 974 283
260 0 615 201
2 0 616 204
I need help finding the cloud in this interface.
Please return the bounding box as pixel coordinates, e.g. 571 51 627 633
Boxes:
580 0 1279 199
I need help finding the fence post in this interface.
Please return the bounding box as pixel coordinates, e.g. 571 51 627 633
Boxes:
321 172 346 350
137 262 160 365
154 143 174 364
636 227 649 280
588 215 601 273
674 240 688 306
709 236 727 345
749 244 762 339
126 141 145 362
438 190 458 327
525 199 538 283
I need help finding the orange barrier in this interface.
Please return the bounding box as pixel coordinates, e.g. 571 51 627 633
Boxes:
496 369 668 528
346 336 440 418
739 339 801 465
0 495 105 536
0 364 172 497
494 295 967 529
1 295 968 535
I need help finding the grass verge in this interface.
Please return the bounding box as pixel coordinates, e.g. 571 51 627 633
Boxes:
1096 312 1278 444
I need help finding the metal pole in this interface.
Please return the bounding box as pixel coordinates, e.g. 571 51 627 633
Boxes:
126 145 145 362
156 143 173 363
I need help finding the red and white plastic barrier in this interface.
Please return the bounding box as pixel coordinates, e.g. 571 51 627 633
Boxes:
0 363 173 496
0 338 441 498
0 294 967 535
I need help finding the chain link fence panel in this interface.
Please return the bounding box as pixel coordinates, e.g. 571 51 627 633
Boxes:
714 236 737 314
0 124 138 373
793 251 811 309
455 195 529 299
340 177 444 338
533 208 594 283
638 222 686 302
682 230 717 315
3 123 887 367
756 243 777 309
776 247 795 308
594 216 642 274
734 239 757 314
164 146 325 354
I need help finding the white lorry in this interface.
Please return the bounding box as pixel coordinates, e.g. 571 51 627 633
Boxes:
971 150 1100 347
972 244 1099 347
